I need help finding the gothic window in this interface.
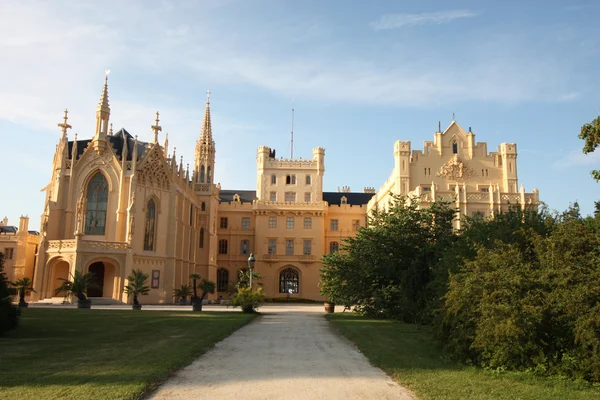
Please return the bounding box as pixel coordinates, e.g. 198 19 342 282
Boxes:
199 227 204 248
144 198 157 251
200 165 205 183
85 172 108 235
207 166 212 183
217 268 229 292
452 142 458 154
201 202 206 211
279 268 299 293
240 239 250 255
305 175 311 185
218 239 228 254
329 241 339 253
271 174 276 185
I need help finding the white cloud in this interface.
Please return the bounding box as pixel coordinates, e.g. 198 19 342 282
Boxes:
553 149 600 168
371 10 478 30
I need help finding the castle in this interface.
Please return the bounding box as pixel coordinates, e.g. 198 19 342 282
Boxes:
24 75 539 303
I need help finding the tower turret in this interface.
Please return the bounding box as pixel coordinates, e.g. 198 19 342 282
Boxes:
194 91 216 183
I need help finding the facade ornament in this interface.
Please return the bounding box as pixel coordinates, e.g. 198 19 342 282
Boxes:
75 188 85 235
151 111 162 143
436 154 476 181
58 109 72 140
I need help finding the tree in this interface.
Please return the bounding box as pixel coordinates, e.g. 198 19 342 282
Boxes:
0 253 19 335
189 273 201 304
124 269 151 308
54 270 98 302
578 115 600 181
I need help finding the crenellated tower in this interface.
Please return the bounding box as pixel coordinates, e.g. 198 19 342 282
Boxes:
194 91 215 184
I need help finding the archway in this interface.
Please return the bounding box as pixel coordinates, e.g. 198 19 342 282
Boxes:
87 261 117 298
50 260 70 297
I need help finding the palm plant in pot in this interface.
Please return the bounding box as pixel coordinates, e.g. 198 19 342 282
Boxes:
54 270 98 309
193 278 215 312
124 269 150 310
11 278 35 308
173 284 193 305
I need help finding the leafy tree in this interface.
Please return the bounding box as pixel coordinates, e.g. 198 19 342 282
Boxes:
578 115 600 181
189 273 201 304
124 269 150 306
232 287 264 313
235 270 263 290
0 253 19 335
197 278 215 302
173 284 193 303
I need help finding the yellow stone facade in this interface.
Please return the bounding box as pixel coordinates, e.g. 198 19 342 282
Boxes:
0 216 40 284
30 77 539 304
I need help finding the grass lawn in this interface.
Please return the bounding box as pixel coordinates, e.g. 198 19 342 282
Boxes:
0 308 255 400
327 314 600 400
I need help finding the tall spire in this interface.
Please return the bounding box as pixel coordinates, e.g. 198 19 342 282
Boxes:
57 109 72 140
151 111 162 143
200 90 212 144
94 70 111 144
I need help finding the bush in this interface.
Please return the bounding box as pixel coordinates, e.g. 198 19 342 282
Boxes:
0 253 20 335
232 288 264 313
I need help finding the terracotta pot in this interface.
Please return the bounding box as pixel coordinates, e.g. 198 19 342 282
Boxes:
324 302 335 313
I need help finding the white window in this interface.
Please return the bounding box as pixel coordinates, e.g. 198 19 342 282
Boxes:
304 217 312 229
330 219 338 231
303 240 311 255
270 192 277 201
241 217 250 229
304 192 311 203
285 192 296 203
286 217 295 229
268 239 277 254
286 239 294 255
269 216 277 228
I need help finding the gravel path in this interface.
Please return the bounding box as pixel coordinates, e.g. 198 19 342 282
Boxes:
150 305 415 400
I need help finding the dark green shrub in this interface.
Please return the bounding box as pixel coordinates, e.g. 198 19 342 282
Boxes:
0 253 20 335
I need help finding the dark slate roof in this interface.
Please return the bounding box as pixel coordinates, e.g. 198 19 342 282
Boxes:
0 226 18 234
28 231 40 235
67 129 148 161
218 190 374 206
323 192 374 206
219 190 257 203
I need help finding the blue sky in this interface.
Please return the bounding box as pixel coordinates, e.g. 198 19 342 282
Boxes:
1 0 599 229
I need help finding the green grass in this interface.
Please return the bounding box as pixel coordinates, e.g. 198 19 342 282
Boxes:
0 308 255 400
327 314 600 400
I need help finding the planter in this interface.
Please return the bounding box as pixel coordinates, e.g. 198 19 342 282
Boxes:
77 299 92 309
192 303 203 312
132 304 142 311
324 302 335 313
242 305 254 313
18 301 29 308
179 298 188 305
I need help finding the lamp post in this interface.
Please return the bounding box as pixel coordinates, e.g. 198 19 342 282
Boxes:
247 253 255 290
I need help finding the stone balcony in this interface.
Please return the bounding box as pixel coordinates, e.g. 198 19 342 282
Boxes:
46 239 128 254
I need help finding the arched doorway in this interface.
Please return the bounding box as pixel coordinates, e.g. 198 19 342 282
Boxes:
87 261 117 298
50 260 70 298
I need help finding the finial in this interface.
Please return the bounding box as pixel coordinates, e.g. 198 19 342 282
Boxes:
109 123 113 136
173 146 177 160
438 121 441 132
206 90 211 104
58 109 72 139
151 111 162 143
469 126 472 133
452 112 455 121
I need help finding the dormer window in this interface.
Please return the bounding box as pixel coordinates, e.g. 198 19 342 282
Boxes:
341 196 347 205
233 194 240 202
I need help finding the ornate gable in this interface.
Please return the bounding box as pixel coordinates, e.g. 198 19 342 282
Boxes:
137 144 171 189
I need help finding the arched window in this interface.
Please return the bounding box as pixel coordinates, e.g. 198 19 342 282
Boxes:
144 198 156 251
452 141 458 154
200 165 205 183
217 268 229 292
85 172 108 235
207 166 212 183
329 241 339 253
279 268 299 293
271 174 276 184
199 227 204 248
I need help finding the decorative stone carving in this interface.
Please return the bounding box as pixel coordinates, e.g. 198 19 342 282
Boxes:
137 146 171 189
436 155 476 181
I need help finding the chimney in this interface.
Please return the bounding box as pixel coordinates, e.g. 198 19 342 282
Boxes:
19 215 29 232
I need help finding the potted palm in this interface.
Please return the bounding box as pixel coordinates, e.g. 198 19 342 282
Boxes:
11 278 35 308
173 284 193 305
189 273 202 311
54 270 98 309
124 269 150 310
193 278 215 312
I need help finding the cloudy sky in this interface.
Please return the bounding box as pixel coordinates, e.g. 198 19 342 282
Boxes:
1 0 599 229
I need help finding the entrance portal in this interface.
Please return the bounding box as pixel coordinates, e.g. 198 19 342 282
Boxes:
88 262 105 297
